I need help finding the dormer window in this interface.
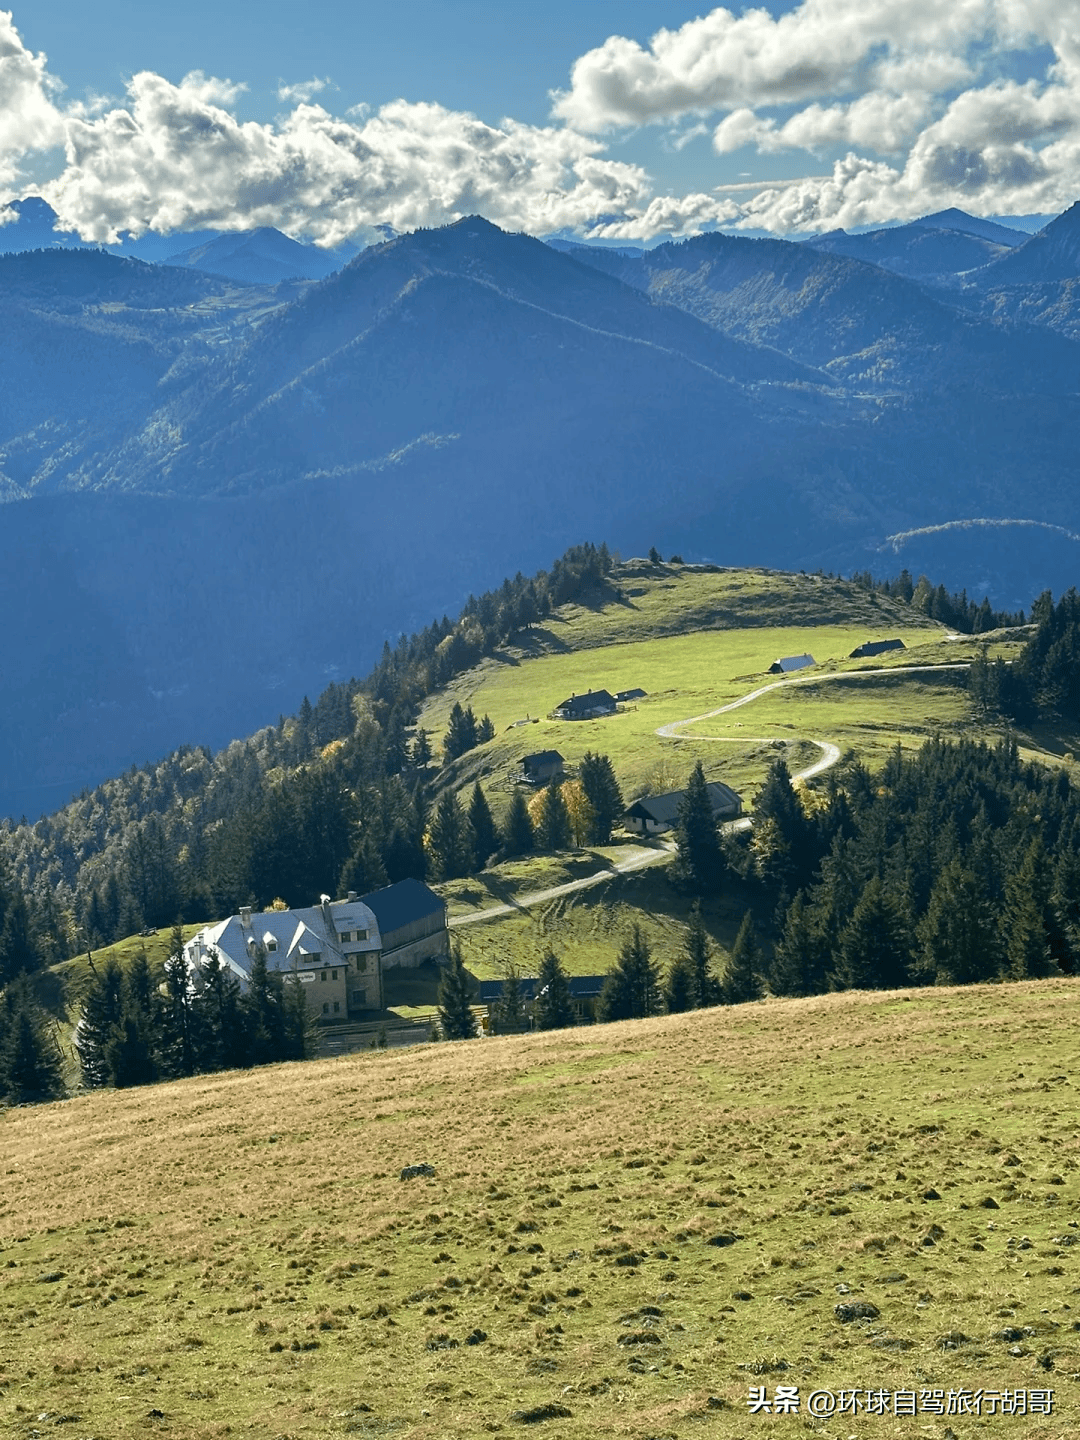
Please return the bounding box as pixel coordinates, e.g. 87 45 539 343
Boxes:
339 930 352 943
266 938 278 953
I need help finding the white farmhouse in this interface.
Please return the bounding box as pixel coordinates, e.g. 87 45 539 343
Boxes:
184 891 384 1021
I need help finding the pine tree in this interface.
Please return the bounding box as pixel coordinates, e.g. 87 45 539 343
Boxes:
684 902 718 1007
669 761 725 895
1004 838 1056 979
159 922 197 1078
598 925 660 1021
769 892 829 997
722 912 763 1004
468 783 500 870
444 703 478 763
503 789 535 856
437 943 477 1040
411 727 432 767
242 946 288 1066
1 979 64 1104
578 752 624 844
663 948 695 1013
476 714 496 744
832 877 914 990
77 956 126 1088
534 950 576 1030
494 963 528 1034
427 790 474 880
917 858 1002 985
282 976 318 1059
753 757 813 888
192 951 246 1072
534 776 572 852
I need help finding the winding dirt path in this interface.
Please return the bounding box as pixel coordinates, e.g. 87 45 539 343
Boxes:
448 662 968 928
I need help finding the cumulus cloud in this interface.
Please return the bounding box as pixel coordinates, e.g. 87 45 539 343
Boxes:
277 76 333 104
1 1 1080 243
0 10 64 189
549 0 1080 232
40 73 661 245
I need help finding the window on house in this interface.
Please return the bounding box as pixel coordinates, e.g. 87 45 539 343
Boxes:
320 971 327 982
332 969 338 981
356 928 368 940
266 938 278 952
333 1001 340 1013
357 956 367 973
339 930 351 942
322 1003 329 1015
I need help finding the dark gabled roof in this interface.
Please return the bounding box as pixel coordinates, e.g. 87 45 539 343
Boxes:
522 750 564 768
477 976 606 1002
616 688 647 701
360 877 444 934
769 653 815 672
625 781 741 826
850 638 905 658
555 689 616 712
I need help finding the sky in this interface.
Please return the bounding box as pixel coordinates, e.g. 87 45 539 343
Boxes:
1 1 1077 245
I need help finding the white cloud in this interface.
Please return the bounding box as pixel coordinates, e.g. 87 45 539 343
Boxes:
0 1 1079 243
40 74 659 245
0 10 64 191
277 76 333 105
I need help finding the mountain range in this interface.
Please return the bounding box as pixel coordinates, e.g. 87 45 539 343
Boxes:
2 202 1080 818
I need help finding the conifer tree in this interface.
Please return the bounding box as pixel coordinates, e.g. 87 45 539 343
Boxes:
0 978 64 1104
443 703 478 763
426 790 474 880
437 943 477 1040
663 948 695 1013
917 858 1002 984
411 727 432 767
578 752 624 844
468 783 500 870
77 956 126 1088
769 892 828 997
494 963 528 1033
192 951 246 1072
832 877 914 990
243 946 288 1067
684 902 718 1007
534 950 576 1030
534 776 572 852
476 714 496 744
598 925 660 1021
722 912 763 1004
669 761 725 895
503 789 535 856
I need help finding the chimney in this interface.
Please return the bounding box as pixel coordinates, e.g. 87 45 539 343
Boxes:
240 906 251 928
347 891 357 903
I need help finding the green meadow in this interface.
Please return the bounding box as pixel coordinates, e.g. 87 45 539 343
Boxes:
2 980 1078 1440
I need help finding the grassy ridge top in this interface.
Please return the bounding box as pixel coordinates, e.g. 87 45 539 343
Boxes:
2 982 1079 1438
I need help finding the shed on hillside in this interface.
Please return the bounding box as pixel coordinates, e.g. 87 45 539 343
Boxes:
616 687 647 702
552 689 617 720
521 750 564 784
477 975 606 1028
768 653 815 674
624 781 742 836
850 638 905 658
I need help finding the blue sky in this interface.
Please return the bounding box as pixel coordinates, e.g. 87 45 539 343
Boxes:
2 2 1077 243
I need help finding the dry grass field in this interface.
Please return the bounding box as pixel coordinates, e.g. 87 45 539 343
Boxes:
3 981 1079 1440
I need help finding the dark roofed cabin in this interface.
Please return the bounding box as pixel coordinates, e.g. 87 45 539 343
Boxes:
624 781 742 836
477 975 606 1029
615 687 647 702
521 750 564 784
552 689 617 720
359 878 447 969
849 638 905 658
768 653 815 674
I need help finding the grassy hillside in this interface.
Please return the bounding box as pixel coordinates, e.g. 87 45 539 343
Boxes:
420 564 1006 814
2 982 1078 1439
